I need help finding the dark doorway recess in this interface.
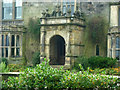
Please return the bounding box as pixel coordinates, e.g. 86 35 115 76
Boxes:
50 35 65 65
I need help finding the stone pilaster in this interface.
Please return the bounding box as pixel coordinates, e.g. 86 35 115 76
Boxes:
8 34 11 59
20 35 22 56
65 30 71 66
112 35 116 58
107 34 111 57
40 18 46 62
14 34 17 56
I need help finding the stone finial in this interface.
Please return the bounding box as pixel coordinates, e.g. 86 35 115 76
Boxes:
42 10 46 18
45 9 50 17
67 9 71 16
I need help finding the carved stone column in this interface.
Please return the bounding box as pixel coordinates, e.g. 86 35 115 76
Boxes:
65 28 71 66
14 34 17 56
20 35 22 57
112 35 116 58
107 34 111 57
8 34 11 59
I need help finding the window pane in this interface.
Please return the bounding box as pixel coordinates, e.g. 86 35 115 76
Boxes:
6 48 8 57
16 48 20 57
3 7 12 19
63 6 66 14
116 50 120 60
111 37 113 48
11 35 15 46
15 0 22 7
11 48 14 57
3 0 12 7
71 5 74 15
16 35 20 46
2 0 12 20
2 35 4 46
2 48 4 57
116 37 120 48
15 7 22 19
6 35 9 46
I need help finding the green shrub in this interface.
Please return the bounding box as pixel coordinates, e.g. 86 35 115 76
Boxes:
88 56 117 69
89 68 118 75
2 59 118 89
8 64 26 72
74 56 89 70
32 52 40 66
0 58 8 66
0 62 8 72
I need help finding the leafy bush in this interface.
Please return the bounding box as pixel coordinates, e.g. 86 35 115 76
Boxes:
8 64 26 72
2 59 119 89
0 62 8 72
88 56 117 69
0 58 8 66
89 67 120 76
32 52 40 66
74 56 117 70
74 56 89 70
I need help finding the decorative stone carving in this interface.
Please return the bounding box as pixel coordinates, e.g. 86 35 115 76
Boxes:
45 9 50 17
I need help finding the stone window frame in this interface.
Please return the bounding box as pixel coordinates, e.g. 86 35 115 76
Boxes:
109 34 120 60
2 0 23 21
0 33 22 58
2 0 13 20
61 0 76 16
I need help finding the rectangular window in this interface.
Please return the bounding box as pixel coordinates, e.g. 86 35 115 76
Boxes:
6 35 9 46
2 0 12 20
6 48 8 57
62 1 75 16
16 35 20 46
63 6 67 14
116 50 120 60
2 48 4 57
116 37 120 48
15 0 22 19
11 48 14 57
16 48 20 57
2 35 4 46
11 35 14 46
71 5 74 15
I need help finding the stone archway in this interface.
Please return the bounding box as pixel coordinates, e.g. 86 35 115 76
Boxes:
49 35 65 65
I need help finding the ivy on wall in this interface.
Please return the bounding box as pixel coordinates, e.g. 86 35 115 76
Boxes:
86 15 108 44
27 18 41 39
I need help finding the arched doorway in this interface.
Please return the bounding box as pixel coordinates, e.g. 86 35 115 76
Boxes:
49 35 65 65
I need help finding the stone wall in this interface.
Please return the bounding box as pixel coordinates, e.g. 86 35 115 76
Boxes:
22 2 57 65
81 2 109 57
22 2 110 65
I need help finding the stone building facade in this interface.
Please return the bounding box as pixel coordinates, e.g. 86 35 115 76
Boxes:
0 0 119 67
0 0 24 64
107 3 120 60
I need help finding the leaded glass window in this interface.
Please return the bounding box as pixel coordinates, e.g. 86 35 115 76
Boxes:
2 0 12 20
15 0 22 19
